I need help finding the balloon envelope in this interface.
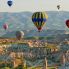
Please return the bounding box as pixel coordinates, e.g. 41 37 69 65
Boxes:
3 24 8 30
32 12 48 32
7 0 13 7
57 5 60 10
66 20 69 28
16 31 24 40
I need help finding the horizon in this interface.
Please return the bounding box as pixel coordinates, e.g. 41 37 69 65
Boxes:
0 11 69 13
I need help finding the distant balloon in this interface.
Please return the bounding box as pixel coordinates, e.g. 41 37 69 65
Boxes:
16 31 24 40
3 24 8 30
32 12 48 32
7 0 13 7
66 20 69 28
57 5 60 10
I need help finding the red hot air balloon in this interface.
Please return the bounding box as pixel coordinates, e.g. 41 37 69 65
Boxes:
66 20 69 28
3 24 8 30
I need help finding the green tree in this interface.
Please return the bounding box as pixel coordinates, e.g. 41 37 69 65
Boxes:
1 67 10 69
15 65 23 69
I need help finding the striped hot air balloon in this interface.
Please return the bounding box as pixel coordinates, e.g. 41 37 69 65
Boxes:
32 12 48 32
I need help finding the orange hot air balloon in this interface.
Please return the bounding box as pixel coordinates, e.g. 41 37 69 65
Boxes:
66 20 69 28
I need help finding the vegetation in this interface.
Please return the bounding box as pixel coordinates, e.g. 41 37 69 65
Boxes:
1 67 11 69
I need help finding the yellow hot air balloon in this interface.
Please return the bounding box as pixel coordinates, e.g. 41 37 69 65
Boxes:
32 12 48 32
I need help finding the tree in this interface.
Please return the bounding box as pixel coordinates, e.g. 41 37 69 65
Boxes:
1 67 10 69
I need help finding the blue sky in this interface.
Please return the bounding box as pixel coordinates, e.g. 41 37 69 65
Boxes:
0 0 69 12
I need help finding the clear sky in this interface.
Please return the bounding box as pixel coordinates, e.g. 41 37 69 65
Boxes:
0 0 69 12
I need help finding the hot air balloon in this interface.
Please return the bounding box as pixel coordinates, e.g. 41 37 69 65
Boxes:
57 5 60 10
66 20 69 28
32 12 48 32
16 31 24 40
7 0 13 7
3 24 8 30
